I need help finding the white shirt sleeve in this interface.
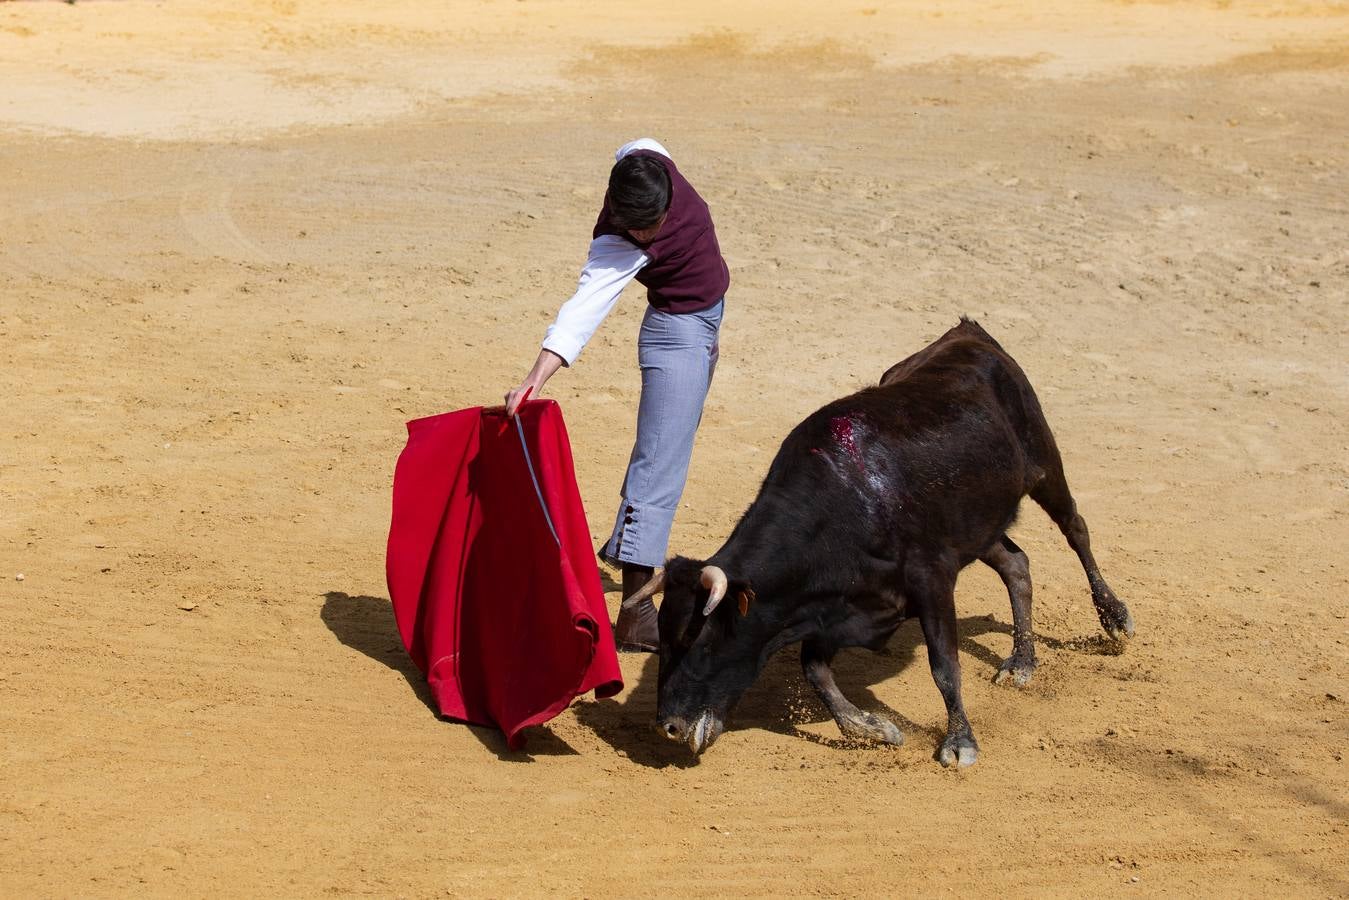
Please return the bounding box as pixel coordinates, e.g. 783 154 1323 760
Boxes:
541 234 648 366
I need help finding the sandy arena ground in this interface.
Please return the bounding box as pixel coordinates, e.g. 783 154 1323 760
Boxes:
1 0 1347 895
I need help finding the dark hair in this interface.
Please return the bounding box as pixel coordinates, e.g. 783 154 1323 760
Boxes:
607 156 671 231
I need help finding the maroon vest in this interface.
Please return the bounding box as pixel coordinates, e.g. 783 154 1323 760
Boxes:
593 151 730 314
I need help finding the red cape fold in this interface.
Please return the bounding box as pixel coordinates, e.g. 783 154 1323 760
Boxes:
386 400 622 749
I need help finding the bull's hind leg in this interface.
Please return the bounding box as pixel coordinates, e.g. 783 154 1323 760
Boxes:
1031 470 1135 641
982 535 1038 686
800 639 904 746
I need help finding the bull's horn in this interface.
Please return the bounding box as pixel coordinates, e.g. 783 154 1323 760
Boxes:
621 569 666 610
700 566 729 616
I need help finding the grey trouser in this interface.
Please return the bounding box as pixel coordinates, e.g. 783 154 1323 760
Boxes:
599 299 723 568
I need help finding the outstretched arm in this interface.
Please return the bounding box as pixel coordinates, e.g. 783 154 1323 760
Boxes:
504 234 646 415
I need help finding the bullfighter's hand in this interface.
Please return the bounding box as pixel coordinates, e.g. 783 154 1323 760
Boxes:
505 349 565 417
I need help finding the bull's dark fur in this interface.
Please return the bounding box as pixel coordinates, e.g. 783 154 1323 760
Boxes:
653 318 1134 766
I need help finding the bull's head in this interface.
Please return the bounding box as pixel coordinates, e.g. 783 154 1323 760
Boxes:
623 556 762 755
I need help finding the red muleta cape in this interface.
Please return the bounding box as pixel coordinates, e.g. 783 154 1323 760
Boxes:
386 400 622 749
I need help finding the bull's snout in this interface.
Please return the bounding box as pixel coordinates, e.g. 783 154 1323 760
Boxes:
658 711 723 755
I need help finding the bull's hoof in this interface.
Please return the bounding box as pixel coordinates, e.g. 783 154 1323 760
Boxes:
937 735 979 768
839 711 905 747
993 655 1037 687
1092 586 1135 642
1099 605 1136 642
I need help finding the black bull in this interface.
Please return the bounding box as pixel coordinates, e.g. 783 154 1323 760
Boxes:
624 318 1135 767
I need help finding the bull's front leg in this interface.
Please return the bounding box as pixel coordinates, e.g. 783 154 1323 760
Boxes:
800 639 904 746
909 557 979 767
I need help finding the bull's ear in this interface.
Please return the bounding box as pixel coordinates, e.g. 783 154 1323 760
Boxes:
736 585 756 617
